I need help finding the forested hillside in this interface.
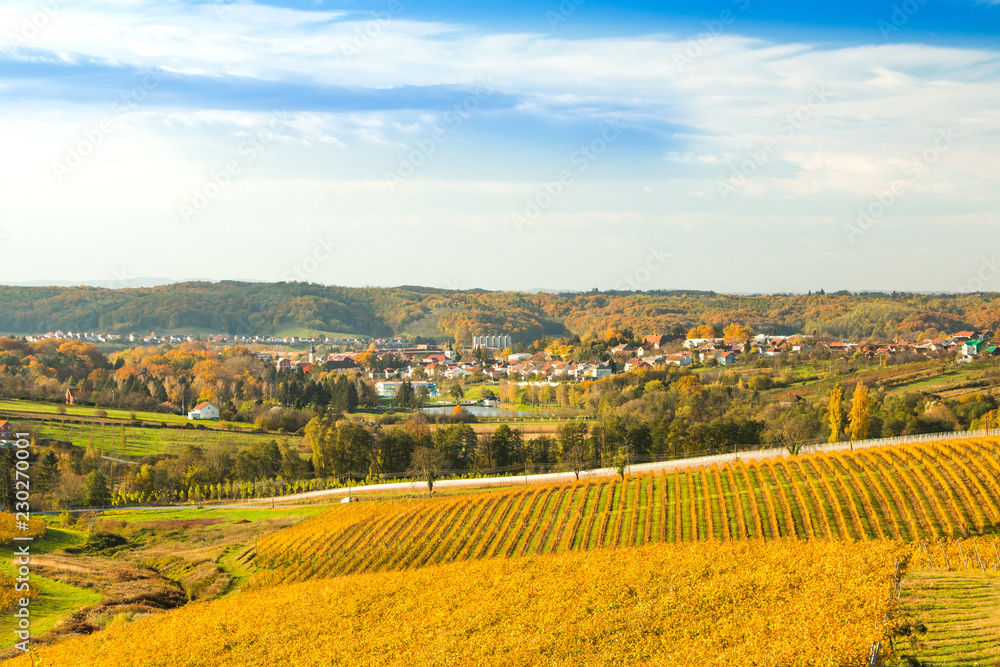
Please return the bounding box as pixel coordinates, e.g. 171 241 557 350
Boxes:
1 282 999 342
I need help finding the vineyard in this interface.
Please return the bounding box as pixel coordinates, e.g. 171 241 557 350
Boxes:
5 540 904 667
252 438 1000 587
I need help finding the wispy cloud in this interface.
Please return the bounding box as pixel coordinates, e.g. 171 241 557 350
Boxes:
1 1 999 291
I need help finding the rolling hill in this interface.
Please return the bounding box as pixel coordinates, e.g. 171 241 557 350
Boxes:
1 281 1000 342
4 540 902 667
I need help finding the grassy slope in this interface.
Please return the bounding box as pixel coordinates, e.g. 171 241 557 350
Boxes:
895 570 1000 666
0 527 102 648
0 398 303 456
0 506 328 651
0 399 194 425
98 507 325 524
33 421 302 457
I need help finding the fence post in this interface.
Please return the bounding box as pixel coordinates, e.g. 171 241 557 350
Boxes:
868 641 880 667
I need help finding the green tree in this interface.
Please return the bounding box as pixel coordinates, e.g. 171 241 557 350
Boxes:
84 469 111 507
613 445 629 480
305 416 368 477
395 380 416 409
306 415 336 477
0 448 15 512
828 383 844 443
37 451 61 495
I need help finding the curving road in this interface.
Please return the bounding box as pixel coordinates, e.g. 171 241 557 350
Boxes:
244 427 997 505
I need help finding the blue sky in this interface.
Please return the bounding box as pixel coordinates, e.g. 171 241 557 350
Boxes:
1 0 998 293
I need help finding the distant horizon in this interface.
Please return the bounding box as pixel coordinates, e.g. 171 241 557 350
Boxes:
0 277 986 298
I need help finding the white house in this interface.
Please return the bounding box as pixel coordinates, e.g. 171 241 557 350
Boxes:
665 353 693 367
376 381 438 397
445 366 473 380
188 402 220 420
684 337 724 349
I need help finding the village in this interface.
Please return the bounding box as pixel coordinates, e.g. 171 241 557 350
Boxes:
262 329 999 399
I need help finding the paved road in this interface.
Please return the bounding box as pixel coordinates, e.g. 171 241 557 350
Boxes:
243 427 997 505
50 428 995 513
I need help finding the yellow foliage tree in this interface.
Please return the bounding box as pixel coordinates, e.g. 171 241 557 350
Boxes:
686 325 718 340
676 375 703 399
723 323 754 342
828 383 843 443
848 383 870 442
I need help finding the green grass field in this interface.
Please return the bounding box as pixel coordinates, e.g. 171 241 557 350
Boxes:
895 570 1000 665
462 384 498 401
0 397 302 456
32 420 303 456
38 423 301 457
99 506 326 523
885 369 975 394
0 527 101 649
0 398 254 429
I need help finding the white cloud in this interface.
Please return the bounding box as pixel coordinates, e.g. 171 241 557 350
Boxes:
2 1 999 290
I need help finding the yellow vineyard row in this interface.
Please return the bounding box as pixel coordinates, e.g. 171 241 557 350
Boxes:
6 540 904 667
253 438 1000 586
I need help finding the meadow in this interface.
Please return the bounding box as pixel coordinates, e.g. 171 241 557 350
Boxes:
32 420 302 456
0 398 199 426
0 525 102 647
894 569 1000 665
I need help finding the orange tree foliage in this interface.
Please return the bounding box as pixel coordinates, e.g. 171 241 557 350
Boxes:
686 324 718 339
0 514 47 546
0 573 39 613
7 539 904 667
723 323 754 341
675 375 703 398
0 339 109 381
